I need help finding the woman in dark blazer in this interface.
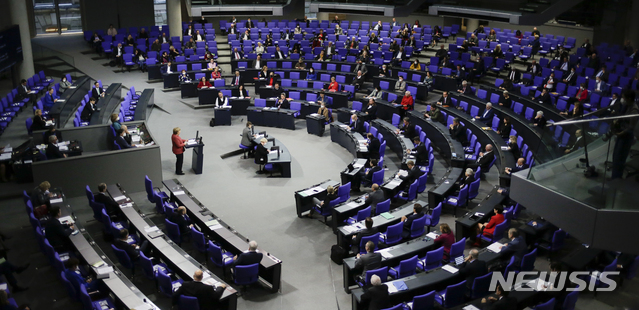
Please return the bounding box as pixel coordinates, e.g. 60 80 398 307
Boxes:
507 135 520 159
496 117 512 139
255 138 270 173
31 109 47 132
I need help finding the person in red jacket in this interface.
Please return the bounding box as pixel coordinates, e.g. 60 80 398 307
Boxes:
434 223 455 260
400 90 414 111
197 77 212 89
567 82 588 106
471 205 505 246
327 76 339 92
172 127 187 175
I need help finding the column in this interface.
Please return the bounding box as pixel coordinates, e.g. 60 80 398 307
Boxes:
465 18 479 33
9 0 35 80
626 1 639 48
167 0 182 41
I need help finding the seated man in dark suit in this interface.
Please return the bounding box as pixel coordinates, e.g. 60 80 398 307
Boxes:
475 102 495 124
93 183 122 219
172 270 227 310
437 91 452 106
361 160 382 188
360 275 390 310
231 240 263 268
115 129 136 149
91 82 105 99
351 218 378 254
400 203 424 239
353 241 382 280
500 228 527 265
457 80 473 95
114 228 150 261
449 118 468 146
168 206 194 237
407 136 428 165
481 284 517 310
46 135 67 159
505 158 528 175
363 184 385 214
81 97 97 122
396 117 415 138
348 114 366 134
458 248 488 290
533 88 552 105
366 133 381 161
468 144 495 172
44 206 74 250
397 160 423 193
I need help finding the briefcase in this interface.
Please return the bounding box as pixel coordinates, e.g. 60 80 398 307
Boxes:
330 244 346 265
209 118 215 127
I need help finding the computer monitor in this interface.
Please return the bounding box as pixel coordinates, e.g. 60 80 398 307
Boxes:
267 137 275 145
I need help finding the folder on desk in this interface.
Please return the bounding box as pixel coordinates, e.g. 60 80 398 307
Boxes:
205 219 220 227
148 229 164 239
381 212 394 220
487 242 504 253
393 281 408 291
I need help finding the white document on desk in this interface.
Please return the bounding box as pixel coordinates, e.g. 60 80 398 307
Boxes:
97 266 113 275
203 277 219 286
426 232 439 239
387 282 399 293
120 203 132 208
209 224 224 230
397 170 408 177
442 265 459 274
59 215 74 224
343 226 357 234
132 135 141 143
380 251 394 259
487 242 504 253
113 195 126 201
0 153 11 160
144 226 160 233
50 197 63 204
463 305 481 310
173 190 185 195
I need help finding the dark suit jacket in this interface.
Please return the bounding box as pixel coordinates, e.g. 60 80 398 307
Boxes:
483 296 518 310
477 151 495 171
502 236 527 264
352 227 379 250
360 284 391 310
274 51 287 59
245 21 254 28
533 116 547 128
81 103 95 122
365 104 378 120
255 144 269 164
399 123 416 138
400 166 422 187
94 192 120 217
114 238 140 260
116 135 134 149
460 86 473 95
231 51 244 60
459 259 488 289
497 123 512 139
511 163 529 173
46 142 64 159
232 251 263 267
45 218 73 249
31 115 47 131
363 188 385 211
563 71 577 86
528 63 542 76
368 137 381 159
450 124 468 146
439 96 452 106
507 70 521 83
92 87 104 99
351 118 366 134
277 99 289 109
478 108 495 123
172 281 225 309
403 211 424 235
534 92 552 105
169 212 193 235
354 252 382 277
410 142 428 165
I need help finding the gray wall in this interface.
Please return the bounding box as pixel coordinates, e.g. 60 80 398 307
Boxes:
32 145 163 198
81 0 155 32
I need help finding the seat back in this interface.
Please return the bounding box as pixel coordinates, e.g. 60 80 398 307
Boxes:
449 237 466 261
424 246 444 270
89 200 105 222
234 263 260 285
443 280 467 307
179 295 201 310
562 291 579 310
359 233 380 254
165 219 181 245
428 204 442 228
139 252 156 280
157 269 174 296
417 173 428 193
61 271 78 301
372 169 384 187
412 291 435 310
533 298 555 310
492 219 509 241
551 229 566 251
364 266 388 285
337 182 351 202
384 222 403 246
410 215 427 238
354 206 372 222
145 175 155 202
191 227 207 253
520 248 537 271
468 178 480 200
398 255 419 278
471 272 493 299
111 244 133 270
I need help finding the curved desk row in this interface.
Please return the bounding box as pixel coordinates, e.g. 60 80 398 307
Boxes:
407 110 466 168
51 193 161 310
438 106 516 178
371 76 429 101
89 83 123 126
148 59 211 80
105 184 238 308
162 179 283 292
231 58 377 83
133 89 155 121
180 83 239 101
481 84 566 124
294 179 342 217
330 122 369 159
50 76 92 129
382 65 459 92
247 107 297 130
451 92 558 163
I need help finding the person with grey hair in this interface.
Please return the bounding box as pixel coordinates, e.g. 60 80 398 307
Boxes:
255 138 271 174
46 134 66 159
456 168 475 192
500 228 527 265
172 269 227 309
533 110 547 128
231 240 263 268
458 248 488 290
352 70 365 90
458 80 472 95
360 274 390 310
499 91 512 108
475 102 494 124
354 240 382 278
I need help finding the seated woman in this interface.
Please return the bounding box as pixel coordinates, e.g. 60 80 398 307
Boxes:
561 101 584 119
64 257 100 293
207 59 218 71
306 67 317 80
197 77 212 89
309 185 337 217
434 223 455 260
366 86 383 100
409 59 421 70
379 64 391 77
507 135 520 159
259 66 270 79
31 109 47 132
496 116 512 139
254 138 270 174
471 205 505 246
211 67 222 80
238 84 250 99
454 168 475 192
316 50 328 62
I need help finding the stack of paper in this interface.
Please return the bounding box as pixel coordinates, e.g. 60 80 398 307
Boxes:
97 265 114 275
343 226 357 234
0 153 11 161
380 251 394 259
144 226 160 233
487 242 504 253
50 197 63 204
59 215 75 224
463 305 480 310
442 265 459 274
173 190 185 195
426 232 439 239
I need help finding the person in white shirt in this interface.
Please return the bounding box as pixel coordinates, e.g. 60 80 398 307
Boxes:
232 70 241 86
373 21 382 31
255 42 265 54
214 92 229 108
194 30 204 42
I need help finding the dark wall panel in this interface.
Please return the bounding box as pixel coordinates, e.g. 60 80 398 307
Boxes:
593 210 639 255
82 0 154 32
